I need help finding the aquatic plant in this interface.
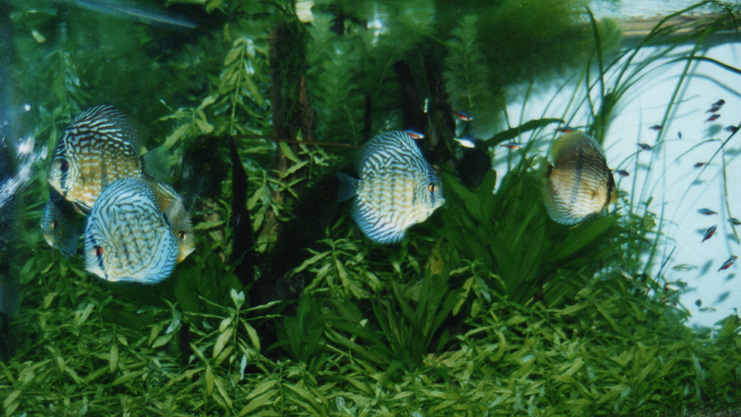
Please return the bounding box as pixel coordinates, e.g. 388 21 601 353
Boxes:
0 0 740 415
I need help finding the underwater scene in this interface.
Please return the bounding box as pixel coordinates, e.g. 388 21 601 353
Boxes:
0 0 740 415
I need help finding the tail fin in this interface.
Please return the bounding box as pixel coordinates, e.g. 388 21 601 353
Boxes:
336 172 358 202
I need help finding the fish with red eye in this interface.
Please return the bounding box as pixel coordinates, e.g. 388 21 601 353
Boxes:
705 114 720 123
701 224 717 242
718 255 737 272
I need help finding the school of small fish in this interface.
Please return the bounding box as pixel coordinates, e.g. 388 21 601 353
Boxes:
337 130 444 244
42 105 194 284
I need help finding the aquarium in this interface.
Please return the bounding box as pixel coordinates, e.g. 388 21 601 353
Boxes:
0 0 739 415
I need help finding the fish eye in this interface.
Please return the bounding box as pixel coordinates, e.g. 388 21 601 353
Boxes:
51 220 58 230
94 246 103 258
177 231 186 240
428 184 437 193
59 159 69 173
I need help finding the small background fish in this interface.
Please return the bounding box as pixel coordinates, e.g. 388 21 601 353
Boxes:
41 187 85 257
542 131 617 225
84 177 178 284
47 105 142 212
337 130 444 244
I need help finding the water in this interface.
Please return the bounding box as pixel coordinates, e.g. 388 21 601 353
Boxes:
0 0 739 415
505 41 741 328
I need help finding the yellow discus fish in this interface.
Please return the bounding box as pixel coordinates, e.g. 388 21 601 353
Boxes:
47 105 142 213
148 178 195 262
542 131 617 225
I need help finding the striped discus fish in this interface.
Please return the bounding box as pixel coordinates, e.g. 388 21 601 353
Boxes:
84 177 178 284
47 105 142 213
337 130 444 244
542 131 617 225
149 178 195 262
41 188 84 257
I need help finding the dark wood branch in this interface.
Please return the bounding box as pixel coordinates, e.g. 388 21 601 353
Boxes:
394 60 426 134
229 136 255 286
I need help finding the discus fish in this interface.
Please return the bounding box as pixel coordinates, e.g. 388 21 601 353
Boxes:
84 177 178 283
542 131 617 225
697 208 717 216
701 225 717 242
149 179 195 262
41 188 84 257
337 130 444 244
718 255 737 272
47 105 142 213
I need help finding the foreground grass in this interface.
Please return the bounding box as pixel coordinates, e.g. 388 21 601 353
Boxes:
1 240 739 416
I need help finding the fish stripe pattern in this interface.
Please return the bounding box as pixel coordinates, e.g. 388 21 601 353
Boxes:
339 130 444 244
84 177 178 284
47 105 142 212
543 131 616 225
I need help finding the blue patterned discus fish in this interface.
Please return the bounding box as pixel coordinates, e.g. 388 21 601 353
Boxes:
542 131 617 225
84 177 178 284
337 130 444 244
47 105 142 213
41 188 84 257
